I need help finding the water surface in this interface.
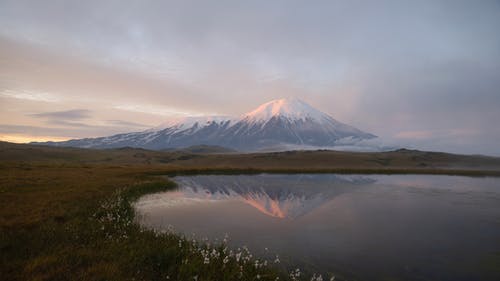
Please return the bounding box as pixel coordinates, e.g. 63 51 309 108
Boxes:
135 174 500 281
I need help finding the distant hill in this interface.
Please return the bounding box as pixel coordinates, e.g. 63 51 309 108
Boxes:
174 145 236 154
3 141 500 175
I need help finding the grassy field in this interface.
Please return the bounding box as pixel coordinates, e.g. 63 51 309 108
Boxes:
1 141 500 280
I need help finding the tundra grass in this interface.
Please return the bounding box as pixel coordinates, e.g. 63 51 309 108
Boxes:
0 165 290 281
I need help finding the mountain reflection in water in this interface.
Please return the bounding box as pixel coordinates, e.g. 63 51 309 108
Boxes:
136 174 375 219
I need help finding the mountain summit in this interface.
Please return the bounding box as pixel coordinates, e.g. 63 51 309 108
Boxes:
243 98 327 123
35 98 376 151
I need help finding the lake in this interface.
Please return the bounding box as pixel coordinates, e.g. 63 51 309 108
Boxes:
134 174 500 281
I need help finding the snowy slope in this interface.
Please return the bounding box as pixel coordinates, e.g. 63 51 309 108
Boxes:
150 116 237 132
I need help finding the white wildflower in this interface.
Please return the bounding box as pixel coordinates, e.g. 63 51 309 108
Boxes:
274 255 280 264
235 252 242 262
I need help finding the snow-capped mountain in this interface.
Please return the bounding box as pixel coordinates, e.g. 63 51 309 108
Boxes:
135 174 376 219
34 98 376 151
218 98 375 150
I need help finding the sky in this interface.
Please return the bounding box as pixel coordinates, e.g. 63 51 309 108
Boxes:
1 0 499 155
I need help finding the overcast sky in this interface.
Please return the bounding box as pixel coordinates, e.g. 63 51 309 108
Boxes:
1 0 499 155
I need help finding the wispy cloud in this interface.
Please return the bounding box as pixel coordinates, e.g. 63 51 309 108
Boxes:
30 109 91 120
394 130 434 140
0 123 145 139
106 119 149 128
0 133 70 143
394 129 478 140
0 89 61 103
113 104 218 117
28 109 95 129
26 109 150 131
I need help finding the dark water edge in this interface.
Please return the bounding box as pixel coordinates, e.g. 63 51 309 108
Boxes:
135 174 500 281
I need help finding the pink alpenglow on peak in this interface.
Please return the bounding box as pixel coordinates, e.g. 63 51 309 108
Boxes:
243 98 330 124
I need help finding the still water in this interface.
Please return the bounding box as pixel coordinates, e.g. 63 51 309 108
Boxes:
134 174 500 280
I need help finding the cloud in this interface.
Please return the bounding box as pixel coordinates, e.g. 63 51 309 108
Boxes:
28 109 96 129
0 36 221 116
30 109 91 120
24 109 149 134
106 120 149 128
0 133 69 143
0 89 61 102
113 104 217 117
0 123 144 139
394 129 478 140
